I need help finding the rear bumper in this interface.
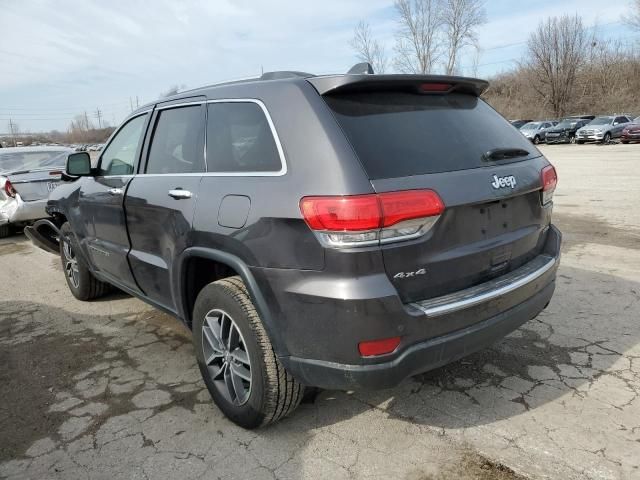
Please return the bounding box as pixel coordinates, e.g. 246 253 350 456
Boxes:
0 196 47 225
275 225 561 390
282 281 555 390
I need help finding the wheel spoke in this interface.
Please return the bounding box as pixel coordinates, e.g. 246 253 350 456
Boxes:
213 361 227 380
230 348 249 366
230 362 251 382
223 362 237 400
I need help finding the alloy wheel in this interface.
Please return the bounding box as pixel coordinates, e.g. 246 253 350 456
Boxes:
62 238 80 288
202 309 252 405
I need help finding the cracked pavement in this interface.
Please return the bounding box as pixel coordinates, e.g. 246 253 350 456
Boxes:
1 144 639 480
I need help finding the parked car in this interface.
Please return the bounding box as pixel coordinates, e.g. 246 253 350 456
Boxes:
520 121 558 144
510 119 534 129
545 115 595 144
576 115 633 144
621 116 640 144
26 69 561 428
0 146 71 238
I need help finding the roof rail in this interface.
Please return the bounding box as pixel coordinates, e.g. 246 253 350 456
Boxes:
260 71 314 80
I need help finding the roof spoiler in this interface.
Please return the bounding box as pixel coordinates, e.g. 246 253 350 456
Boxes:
307 74 489 97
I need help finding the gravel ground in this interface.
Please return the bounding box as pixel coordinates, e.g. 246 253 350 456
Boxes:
0 143 638 480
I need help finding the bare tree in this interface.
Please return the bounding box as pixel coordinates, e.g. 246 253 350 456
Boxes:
624 0 640 31
394 0 443 73
351 21 387 73
441 0 486 75
525 15 588 117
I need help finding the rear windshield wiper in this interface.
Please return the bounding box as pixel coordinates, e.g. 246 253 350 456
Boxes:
482 148 530 162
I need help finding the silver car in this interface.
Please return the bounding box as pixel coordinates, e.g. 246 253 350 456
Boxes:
520 121 558 144
576 115 633 144
0 146 71 238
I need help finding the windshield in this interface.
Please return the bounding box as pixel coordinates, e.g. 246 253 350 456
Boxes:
589 117 613 126
0 150 69 174
556 120 578 128
521 122 541 130
325 92 538 179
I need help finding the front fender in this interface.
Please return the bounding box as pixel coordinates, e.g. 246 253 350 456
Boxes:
173 247 288 357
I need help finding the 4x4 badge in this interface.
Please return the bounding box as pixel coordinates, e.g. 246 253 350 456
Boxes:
491 174 517 189
394 268 427 279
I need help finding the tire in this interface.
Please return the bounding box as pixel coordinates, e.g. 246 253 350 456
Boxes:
193 276 304 429
576 140 585 145
0 224 10 239
59 222 110 301
603 133 611 144
621 140 629 144
533 136 540 145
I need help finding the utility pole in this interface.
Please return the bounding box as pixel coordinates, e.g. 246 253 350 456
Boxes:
136 96 139 108
8 119 17 147
95 108 103 129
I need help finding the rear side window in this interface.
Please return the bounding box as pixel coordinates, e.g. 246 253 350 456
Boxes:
325 92 538 179
206 102 282 173
147 106 205 174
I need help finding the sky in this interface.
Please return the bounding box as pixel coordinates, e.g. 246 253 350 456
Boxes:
0 0 637 133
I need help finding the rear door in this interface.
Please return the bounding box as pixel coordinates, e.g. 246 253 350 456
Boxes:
324 91 551 303
125 101 206 312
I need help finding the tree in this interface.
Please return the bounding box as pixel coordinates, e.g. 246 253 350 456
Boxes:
393 0 443 74
160 85 186 98
624 0 640 31
351 21 387 73
441 0 486 75
524 15 588 117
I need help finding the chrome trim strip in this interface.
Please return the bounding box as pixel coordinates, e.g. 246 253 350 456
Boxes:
411 254 557 317
134 98 287 177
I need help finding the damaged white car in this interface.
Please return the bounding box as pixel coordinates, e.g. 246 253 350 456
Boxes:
0 146 71 238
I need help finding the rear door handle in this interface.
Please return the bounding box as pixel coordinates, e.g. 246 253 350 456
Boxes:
168 189 193 199
108 188 123 195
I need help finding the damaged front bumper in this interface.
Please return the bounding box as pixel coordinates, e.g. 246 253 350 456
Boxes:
23 218 61 254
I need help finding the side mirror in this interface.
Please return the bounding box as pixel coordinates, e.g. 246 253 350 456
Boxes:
65 152 92 177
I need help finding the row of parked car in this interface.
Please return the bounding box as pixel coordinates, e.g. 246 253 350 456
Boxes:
74 143 105 152
510 115 640 145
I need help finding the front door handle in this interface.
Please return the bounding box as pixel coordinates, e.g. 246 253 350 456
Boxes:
108 188 123 195
168 189 193 199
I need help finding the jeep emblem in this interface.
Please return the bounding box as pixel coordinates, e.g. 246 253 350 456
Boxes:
491 174 517 189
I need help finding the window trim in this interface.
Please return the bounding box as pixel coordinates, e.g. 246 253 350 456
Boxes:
137 98 287 177
97 110 151 178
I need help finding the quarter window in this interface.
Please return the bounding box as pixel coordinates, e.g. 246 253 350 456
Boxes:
146 106 205 174
99 114 147 176
206 102 282 173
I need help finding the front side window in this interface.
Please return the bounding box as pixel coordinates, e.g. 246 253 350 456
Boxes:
206 102 282 173
99 114 147 176
146 105 205 174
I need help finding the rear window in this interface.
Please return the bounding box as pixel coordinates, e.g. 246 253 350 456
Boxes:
0 150 68 174
324 92 538 179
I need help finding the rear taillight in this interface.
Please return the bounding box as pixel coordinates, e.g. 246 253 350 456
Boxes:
541 165 557 205
300 190 444 247
3 179 16 198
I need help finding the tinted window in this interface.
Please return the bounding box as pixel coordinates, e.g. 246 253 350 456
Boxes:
614 116 627 124
99 115 147 176
325 92 537 179
206 102 281 172
146 106 205 174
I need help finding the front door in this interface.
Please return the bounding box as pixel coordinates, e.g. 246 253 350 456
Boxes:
125 103 206 312
79 112 150 291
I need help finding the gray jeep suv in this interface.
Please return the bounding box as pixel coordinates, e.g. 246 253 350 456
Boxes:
26 68 561 429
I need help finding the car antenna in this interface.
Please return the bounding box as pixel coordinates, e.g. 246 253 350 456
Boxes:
347 62 374 75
